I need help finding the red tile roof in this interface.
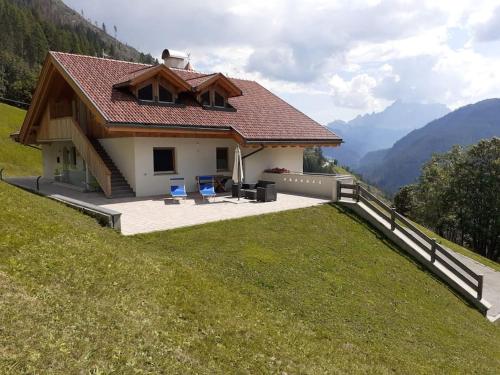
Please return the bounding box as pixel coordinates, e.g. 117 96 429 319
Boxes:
51 52 340 143
113 65 158 86
184 73 217 87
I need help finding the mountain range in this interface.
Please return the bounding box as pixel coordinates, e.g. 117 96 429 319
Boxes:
356 98 500 194
324 100 449 168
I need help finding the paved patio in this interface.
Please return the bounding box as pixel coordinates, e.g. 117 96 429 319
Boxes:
6 177 330 235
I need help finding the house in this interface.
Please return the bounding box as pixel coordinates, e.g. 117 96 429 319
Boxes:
17 49 342 197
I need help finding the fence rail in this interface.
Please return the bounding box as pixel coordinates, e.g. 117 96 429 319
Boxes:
338 181 484 301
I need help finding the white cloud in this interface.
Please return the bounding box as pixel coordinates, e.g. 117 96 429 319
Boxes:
63 0 500 122
328 74 378 109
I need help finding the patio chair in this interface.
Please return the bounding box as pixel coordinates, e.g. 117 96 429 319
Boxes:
170 177 187 201
240 180 277 202
198 175 216 201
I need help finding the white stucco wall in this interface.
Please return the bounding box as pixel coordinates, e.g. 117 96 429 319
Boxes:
242 147 304 183
133 137 237 196
99 137 136 191
54 135 306 197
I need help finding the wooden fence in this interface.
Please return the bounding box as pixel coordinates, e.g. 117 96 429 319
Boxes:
338 182 484 300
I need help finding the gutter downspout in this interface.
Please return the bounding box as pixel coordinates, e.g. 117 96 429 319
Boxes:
241 146 265 183
242 146 265 160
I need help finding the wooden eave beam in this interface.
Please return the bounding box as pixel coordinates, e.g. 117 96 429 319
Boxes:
50 54 108 125
194 73 242 97
19 55 55 144
126 65 191 92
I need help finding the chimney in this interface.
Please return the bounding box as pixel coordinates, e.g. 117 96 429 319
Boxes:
161 49 189 69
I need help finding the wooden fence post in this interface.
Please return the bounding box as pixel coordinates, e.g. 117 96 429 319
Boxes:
336 181 341 201
430 238 437 263
390 208 396 230
355 183 360 202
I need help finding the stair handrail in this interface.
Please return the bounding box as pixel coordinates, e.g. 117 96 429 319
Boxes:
338 181 484 301
68 118 112 197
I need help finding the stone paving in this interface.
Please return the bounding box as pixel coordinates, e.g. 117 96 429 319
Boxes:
6 177 330 235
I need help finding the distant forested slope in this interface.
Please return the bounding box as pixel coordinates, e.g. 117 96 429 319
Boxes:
358 98 500 194
324 101 449 168
0 0 156 102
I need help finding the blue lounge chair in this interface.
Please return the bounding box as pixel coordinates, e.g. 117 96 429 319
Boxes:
170 177 187 201
198 175 216 201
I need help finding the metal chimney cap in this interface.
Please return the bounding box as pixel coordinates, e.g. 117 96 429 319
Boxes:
161 49 188 60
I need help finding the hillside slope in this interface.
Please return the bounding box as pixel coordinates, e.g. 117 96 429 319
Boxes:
0 182 498 373
0 0 156 102
0 103 41 175
358 98 500 194
325 101 449 167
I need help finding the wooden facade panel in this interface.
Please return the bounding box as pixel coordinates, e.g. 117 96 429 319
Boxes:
69 118 112 197
36 110 72 142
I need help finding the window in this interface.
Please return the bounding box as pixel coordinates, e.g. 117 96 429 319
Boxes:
70 147 77 166
214 91 225 107
153 148 175 173
216 147 229 171
138 84 153 101
201 91 211 106
159 85 173 103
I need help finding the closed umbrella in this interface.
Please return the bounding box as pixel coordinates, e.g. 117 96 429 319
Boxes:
232 145 244 200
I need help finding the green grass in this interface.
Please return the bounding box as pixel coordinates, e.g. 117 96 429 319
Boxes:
0 182 499 373
416 224 500 272
0 103 41 176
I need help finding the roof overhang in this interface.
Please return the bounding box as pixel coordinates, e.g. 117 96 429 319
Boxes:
192 73 243 97
19 52 108 144
243 139 342 146
104 122 341 146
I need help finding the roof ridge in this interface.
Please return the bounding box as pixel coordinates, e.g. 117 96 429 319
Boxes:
49 51 152 67
49 51 257 83
185 73 217 81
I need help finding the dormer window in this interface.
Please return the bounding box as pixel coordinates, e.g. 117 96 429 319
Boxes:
138 84 153 101
214 91 225 108
199 88 227 108
201 91 211 106
159 84 173 103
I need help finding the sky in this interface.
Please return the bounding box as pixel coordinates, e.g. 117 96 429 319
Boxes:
64 0 500 124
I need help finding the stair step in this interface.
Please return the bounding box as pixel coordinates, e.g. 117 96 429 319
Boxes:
112 183 130 189
89 138 134 198
112 185 134 191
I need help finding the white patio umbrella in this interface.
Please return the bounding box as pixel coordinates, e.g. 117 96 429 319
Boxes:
232 145 244 200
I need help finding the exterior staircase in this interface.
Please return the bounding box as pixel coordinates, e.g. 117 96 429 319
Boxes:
89 139 135 198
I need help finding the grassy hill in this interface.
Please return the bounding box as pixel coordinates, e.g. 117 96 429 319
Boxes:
0 181 498 373
0 103 41 176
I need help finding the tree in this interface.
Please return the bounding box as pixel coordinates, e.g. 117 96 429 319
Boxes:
400 138 500 261
113 25 117 39
303 147 337 174
102 22 107 34
394 185 416 216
